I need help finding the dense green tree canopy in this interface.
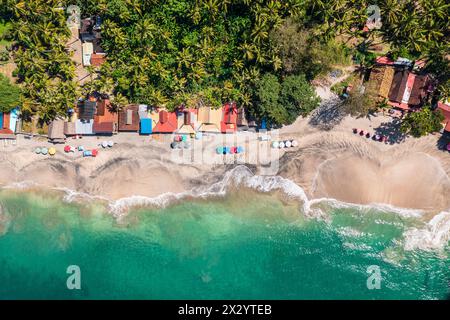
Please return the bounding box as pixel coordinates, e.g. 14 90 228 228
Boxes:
0 73 20 112
2 0 448 128
85 0 305 112
401 106 445 137
9 0 79 123
253 73 320 125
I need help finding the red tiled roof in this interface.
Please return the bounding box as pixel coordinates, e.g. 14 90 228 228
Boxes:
1 112 10 129
153 110 178 133
221 103 238 133
93 121 114 133
94 99 118 125
91 54 106 67
409 75 429 106
118 105 140 131
389 69 409 103
388 101 410 110
375 56 394 65
0 128 13 134
437 103 450 132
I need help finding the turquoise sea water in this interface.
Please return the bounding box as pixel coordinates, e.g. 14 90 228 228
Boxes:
0 188 449 300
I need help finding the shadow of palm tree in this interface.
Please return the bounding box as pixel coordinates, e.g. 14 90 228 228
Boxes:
437 133 450 151
309 98 346 131
373 119 408 144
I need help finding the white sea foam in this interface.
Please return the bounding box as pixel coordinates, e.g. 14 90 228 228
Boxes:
108 165 311 218
2 180 38 190
56 187 109 203
1 165 448 251
308 197 424 218
403 211 450 251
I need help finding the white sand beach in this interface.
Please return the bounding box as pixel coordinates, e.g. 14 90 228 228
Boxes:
1 107 449 214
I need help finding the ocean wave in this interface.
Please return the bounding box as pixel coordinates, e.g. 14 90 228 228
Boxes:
1 180 39 190
403 211 450 251
109 166 424 218
108 165 311 219
1 165 448 251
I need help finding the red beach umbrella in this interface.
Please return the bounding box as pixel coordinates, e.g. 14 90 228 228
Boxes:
64 146 71 153
92 149 98 157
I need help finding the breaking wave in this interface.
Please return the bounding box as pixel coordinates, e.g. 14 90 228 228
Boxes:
403 211 450 251
1 165 449 251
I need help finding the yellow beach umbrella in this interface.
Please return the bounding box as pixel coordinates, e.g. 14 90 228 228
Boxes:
48 147 56 156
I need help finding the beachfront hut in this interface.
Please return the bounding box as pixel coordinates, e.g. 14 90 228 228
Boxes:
388 69 411 110
82 42 93 66
75 119 94 135
237 107 248 131
138 105 149 120
176 107 197 135
408 74 430 107
79 99 97 120
90 53 106 67
197 107 222 133
153 110 178 133
48 120 66 143
368 66 395 99
93 98 118 135
0 111 15 139
220 102 238 133
64 122 76 136
140 118 152 135
118 105 140 132
437 102 450 134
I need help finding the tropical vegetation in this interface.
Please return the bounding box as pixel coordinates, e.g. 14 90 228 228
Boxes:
0 0 447 130
0 73 20 112
401 106 445 137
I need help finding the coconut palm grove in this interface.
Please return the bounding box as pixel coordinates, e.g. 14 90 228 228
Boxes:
0 0 448 130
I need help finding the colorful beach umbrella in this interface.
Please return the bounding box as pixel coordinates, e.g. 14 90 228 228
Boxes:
101 141 108 148
216 146 224 154
34 147 42 154
107 141 114 147
291 140 298 147
64 146 71 153
272 141 279 149
48 147 56 156
41 147 48 155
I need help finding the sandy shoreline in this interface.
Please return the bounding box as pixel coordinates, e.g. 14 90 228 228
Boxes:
0 109 449 214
